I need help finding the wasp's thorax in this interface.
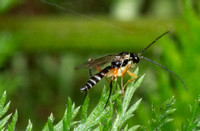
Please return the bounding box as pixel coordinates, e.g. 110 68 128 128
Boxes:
111 52 140 69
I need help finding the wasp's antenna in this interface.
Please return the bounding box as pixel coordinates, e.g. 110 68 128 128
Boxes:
139 56 188 91
138 31 170 55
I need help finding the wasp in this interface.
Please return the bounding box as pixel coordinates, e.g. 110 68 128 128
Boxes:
75 32 188 106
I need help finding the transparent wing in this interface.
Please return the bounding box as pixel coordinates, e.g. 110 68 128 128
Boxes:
74 54 121 70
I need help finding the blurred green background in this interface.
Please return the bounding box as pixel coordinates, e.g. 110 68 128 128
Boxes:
0 0 200 130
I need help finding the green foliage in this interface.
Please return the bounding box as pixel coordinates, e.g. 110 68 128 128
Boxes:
34 74 144 131
73 72 144 130
55 68 143 131
8 110 18 131
0 32 20 101
0 70 200 130
0 69 144 130
182 95 200 130
147 0 200 128
0 33 17 67
0 0 20 13
112 68 144 131
161 0 200 95
148 96 176 130
0 91 18 130
42 98 81 131
26 120 33 131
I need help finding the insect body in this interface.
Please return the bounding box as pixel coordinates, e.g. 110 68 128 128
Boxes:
78 52 140 94
75 32 188 107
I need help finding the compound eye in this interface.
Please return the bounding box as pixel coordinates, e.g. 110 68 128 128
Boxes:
135 56 140 63
133 56 140 63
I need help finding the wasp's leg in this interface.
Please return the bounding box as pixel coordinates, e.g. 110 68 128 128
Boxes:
121 76 124 95
104 80 112 108
123 70 138 89
120 64 131 96
89 68 93 78
104 77 111 83
104 77 111 84
87 58 93 78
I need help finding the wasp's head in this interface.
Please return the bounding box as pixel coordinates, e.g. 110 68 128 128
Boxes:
130 53 140 63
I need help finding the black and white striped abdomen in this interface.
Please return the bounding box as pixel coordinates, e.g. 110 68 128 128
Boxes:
80 66 111 92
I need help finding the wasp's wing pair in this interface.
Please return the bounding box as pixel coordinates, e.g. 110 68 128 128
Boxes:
74 54 122 70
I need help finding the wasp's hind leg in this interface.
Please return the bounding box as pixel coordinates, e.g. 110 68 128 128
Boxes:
121 76 124 96
87 58 93 78
123 70 138 90
89 68 93 78
104 80 113 108
120 64 131 96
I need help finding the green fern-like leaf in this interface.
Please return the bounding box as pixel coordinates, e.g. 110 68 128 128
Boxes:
0 91 10 119
0 113 12 129
182 95 200 130
26 120 33 131
53 103 80 131
149 96 176 130
42 97 81 131
7 110 18 131
74 86 121 131
0 68 143 130
0 91 18 130
112 72 144 131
